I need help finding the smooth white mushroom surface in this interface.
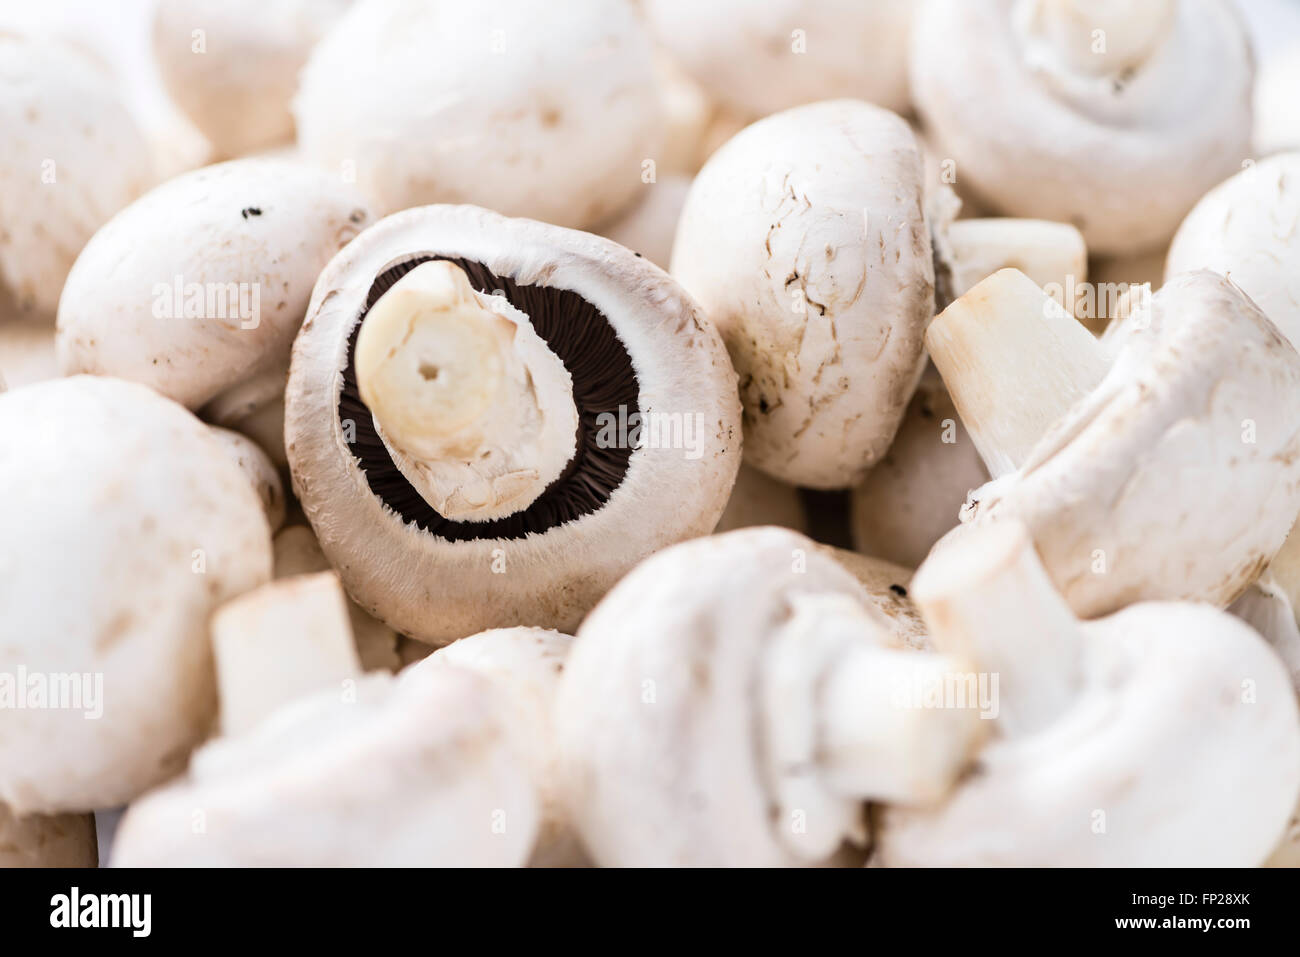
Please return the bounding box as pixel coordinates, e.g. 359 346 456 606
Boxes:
0 807 97 868
0 33 153 315
152 0 350 158
672 100 933 489
295 0 662 228
556 527 984 867
911 0 1253 256
56 158 370 421
643 0 914 119
929 268 1300 616
208 427 286 534
0 376 272 814
286 204 741 644
1166 152 1300 349
880 522 1300 866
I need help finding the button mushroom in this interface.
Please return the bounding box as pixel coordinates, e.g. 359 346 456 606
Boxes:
671 99 1084 488
555 527 985 866
0 376 272 813
0 32 152 315
1166 152 1300 349
286 204 741 644
0 808 97 868
152 0 351 158
878 521 1300 866
911 0 1253 256
294 0 663 228
642 0 915 119
209 427 286 534
927 268 1300 615
112 573 538 866
56 157 369 460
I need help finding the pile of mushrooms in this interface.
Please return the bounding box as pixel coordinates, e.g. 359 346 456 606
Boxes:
5 0 1300 872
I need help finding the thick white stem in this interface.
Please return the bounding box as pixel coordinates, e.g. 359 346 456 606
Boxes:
355 260 579 522
1019 0 1178 76
926 268 1110 477
911 521 1083 736
944 218 1087 313
211 572 362 736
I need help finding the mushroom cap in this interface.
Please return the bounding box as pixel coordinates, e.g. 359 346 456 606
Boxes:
881 601 1300 865
595 175 692 271
643 0 913 118
817 546 926 650
56 157 369 411
112 662 538 866
556 527 899 867
0 33 152 314
286 204 741 644
294 0 662 228
671 100 933 488
1166 152 1300 349
910 0 1253 256
0 376 271 813
152 0 350 158
429 627 582 865
209 426 286 533
851 376 988 569
963 271 1300 616
0 807 97 868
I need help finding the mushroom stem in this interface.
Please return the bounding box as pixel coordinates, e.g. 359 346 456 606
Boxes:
911 521 1084 736
925 268 1110 477
1018 0 1177 76
943 218 1087 312
355 260 579 522
211 572 362 736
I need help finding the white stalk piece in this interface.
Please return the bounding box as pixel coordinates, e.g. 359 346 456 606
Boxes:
556 527 986 867
355 261 578 522
880 521 1300 866
941 218 1087 311
927 267 1300 616
211 572 361 737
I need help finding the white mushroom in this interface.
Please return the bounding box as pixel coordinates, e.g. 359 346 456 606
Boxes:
208 427 286 533
112 573 538 866
594 175 692 271
0 807 97 868
851 374 988 570
0 32 152 315
556 527 985 867
672 100 1083 488
56 157 369 459
652 52 746 176
642 0 914 118
428 628 586 866
294 0 663 228
878 521 1300 866
927 268 1300 615
152 0 351 158
0 376 271 813
1166 152 1300 349
272 525 400 673
286 204 741 644
911 0 1253 255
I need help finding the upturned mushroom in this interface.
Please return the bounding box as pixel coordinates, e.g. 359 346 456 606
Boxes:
56 157 369 459
910 0 1253 255
0 376 272 813
672 99 1085 488
428 627 584 866
0 32 152 315
1166 152 1300 349
286 204 741 644
926 268 1300 616
152 0 351 158
0 808 97 868
555 527 986 867
642 0 915 119
112 573 538 866
294 0 662 228
851 373 988 569
878 521 1300 866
